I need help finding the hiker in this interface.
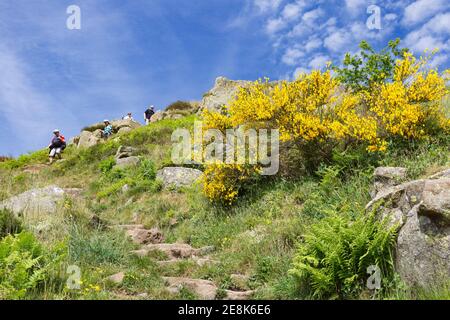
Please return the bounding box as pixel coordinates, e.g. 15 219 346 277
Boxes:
123 112 134 121
102 120 113 139
144 105 155 125
48 129 66 164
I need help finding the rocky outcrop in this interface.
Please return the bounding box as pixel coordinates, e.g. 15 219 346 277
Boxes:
83 119 141 133
0 186 82 217
115 156 140 169
115 146 138 160
76 120 142 149
117 224 164 245
77 130 102 149
199 77 251 112
371 167 407 197
163 277 255 300
367 168 450 288
156 167 203 189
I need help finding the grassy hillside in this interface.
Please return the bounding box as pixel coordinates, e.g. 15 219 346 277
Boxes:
0 111 448 300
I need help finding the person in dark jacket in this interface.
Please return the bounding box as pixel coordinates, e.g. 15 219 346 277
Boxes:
144 105 155 125
48 129 66 164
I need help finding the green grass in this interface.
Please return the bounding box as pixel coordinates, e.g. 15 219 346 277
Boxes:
0 113 448 300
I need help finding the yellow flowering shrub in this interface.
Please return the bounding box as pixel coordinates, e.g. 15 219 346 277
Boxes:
201 53 449 204
366 52 449 139
202 163 258 204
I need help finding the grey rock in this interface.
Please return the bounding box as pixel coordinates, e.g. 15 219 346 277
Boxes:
372 167 407 197
115 156 140 169
115 146 137 160
366 168 450 288
77 130 101 149
163 277 217 300
156 167 203 189
107 272 125 285
224 290 255 300
118 127 132 134
0 186 82 217
199 77 251 112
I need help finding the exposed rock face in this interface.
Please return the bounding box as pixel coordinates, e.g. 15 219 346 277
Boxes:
150 111 165 123
372 167 407 197
77 130 101 149
115 156 140 169
156 167 203 189
77 120 141 149
367 168 450 288
199 77 251 112
83 119 141 133
107 272 125 285
0 186 82 217
115 146 138 160
126 227 164 245
163 277 217 300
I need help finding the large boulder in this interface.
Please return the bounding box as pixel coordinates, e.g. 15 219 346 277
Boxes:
372 167 407 197
199 77 251 112
156 167 203 188
77 130 101 149
115 146 138 160
366 168 450 288
111 119 141 131
115 156 141 169
0 186 82 217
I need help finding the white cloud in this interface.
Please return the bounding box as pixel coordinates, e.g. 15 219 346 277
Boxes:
385 13 398 21
282 47 304 65
402 0 449 25
324 30 352 52
404 12 450 53
345 0 366 14
254 0 282 13
304 37 323 51
302 8 324 27
429 53 449 68
266 17 286 34
308 54 330 69
281 2 304 20
0 46 67 152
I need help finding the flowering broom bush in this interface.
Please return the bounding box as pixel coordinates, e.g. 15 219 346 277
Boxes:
201 40 449 204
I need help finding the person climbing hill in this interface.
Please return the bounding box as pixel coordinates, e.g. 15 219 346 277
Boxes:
48 129 66 164
102 120 113 139
144 105 155 125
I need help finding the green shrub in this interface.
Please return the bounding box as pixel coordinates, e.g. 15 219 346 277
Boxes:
0 209 23 238
333 38 407 92
289 211 397 299
0 232 66 299
165 100 194 112
98 157 116 174
96 178 132 199
137 159 157 181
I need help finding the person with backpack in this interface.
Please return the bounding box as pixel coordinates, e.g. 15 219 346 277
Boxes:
48 129 66 164
102 120 113 139
144 105 155 125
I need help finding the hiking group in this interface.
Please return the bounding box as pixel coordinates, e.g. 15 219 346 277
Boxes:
48 105 155 164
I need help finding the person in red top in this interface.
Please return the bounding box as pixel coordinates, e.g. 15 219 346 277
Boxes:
48 129 66 164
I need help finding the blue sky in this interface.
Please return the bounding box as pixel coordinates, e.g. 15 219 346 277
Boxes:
1 0 449 156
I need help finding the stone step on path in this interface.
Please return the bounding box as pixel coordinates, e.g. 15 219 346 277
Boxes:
112 224 255 300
